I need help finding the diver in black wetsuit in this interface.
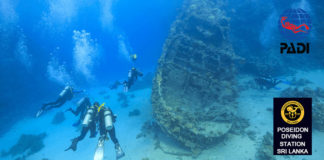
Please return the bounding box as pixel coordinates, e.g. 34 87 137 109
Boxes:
123 67 143 92
65 102 99 151
65 102 125 159
66 97 91 126
36 86 83 117
97 104 125 159
254 76 282 90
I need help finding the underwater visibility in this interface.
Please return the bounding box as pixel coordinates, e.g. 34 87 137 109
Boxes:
1 0 324 159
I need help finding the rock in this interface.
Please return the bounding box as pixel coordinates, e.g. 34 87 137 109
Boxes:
1 133 47 159
51 111 65 125
117 92 129 108
109 81 122 90
289 78 312 87
151 0 239 151
246 130 257 141
129 109 141 117
230 117 249 135
255 132 275 160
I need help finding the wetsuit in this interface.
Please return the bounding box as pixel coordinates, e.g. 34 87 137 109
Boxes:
42 86 83 111
97 107 125 159
98 107 119 145
67 97 91 126
65 105 98 151
65 105 120 151
125 69 143 91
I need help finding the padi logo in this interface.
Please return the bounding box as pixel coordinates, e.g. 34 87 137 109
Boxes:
279 8 311 39
278 8 311 54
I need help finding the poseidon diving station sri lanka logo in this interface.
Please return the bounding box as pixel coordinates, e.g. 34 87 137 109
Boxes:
273 98 312 155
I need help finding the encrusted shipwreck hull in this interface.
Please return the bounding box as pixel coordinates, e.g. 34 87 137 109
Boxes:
152 0 239 151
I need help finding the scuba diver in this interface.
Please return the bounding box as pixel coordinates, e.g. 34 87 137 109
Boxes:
109 54 139 91
36 86 83 117
66 97 91 126
130 53 137 63
65 102 125 160
122 80 128 92
254 75 285 90
123 67 143 92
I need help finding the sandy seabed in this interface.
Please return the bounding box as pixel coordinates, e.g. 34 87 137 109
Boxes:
1 70 324 160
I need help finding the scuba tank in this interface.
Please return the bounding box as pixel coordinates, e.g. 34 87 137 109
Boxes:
82 106 95 127
104 108 113 130
59 86 72 97
77 97 86 107
128 70 132 78
59 86 69 97
77 97 90 108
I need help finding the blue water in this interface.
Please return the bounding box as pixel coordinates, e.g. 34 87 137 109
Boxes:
0 0 182 134
1 0 324 159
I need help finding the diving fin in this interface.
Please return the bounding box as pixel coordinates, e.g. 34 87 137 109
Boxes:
115 143 125 159
36 109 44 118
94 137 105 160
65 138 79 151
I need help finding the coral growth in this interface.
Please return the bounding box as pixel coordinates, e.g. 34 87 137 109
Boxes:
152 0 239 151
1 133 47 159
129 109 141 117
255 132 275 160
117 92 129 107
51 111 66 125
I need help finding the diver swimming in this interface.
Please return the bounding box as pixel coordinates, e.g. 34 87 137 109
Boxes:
36 86 84 117
130 53 137 64
109 54 143 92
254 75 288 90
123 67 143 92
65 101 125 160
66 97 91 127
